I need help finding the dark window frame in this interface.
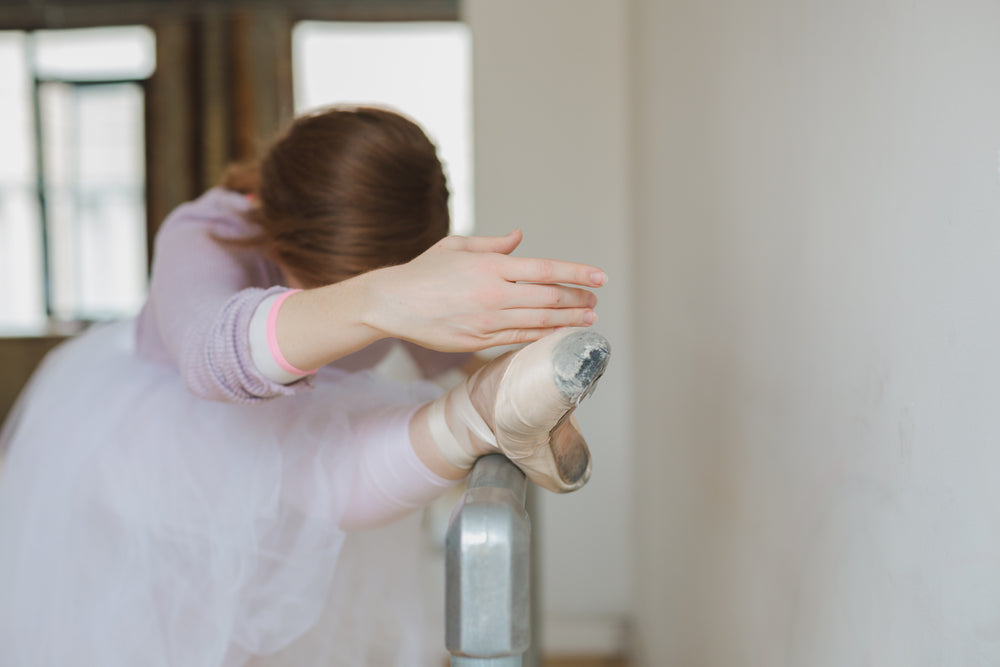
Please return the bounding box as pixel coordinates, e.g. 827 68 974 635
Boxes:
31 71 150 320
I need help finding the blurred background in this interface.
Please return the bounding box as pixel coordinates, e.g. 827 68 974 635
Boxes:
2 1 1000 665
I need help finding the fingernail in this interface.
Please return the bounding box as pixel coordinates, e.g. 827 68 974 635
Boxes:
590 271 607 285
584 311 597 325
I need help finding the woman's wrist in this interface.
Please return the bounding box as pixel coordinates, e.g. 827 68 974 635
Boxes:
353 264 401 342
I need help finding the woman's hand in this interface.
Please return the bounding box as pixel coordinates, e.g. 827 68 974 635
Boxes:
363 230 606 351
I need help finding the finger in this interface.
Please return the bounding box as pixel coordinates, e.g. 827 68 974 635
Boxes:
500 283 597 310
489 307 597 332
441 230 522 254
486 327 563 347
499 256 607 287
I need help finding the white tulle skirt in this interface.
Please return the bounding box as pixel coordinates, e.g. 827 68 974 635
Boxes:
0 320 446 666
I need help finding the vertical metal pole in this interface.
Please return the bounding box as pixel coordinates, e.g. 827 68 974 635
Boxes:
452 659 522 667
523 484 542 667
446 455 531 666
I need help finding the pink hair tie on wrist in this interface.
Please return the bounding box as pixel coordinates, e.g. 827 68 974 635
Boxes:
266 289 316 376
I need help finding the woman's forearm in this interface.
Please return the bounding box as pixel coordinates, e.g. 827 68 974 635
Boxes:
273 269 388 373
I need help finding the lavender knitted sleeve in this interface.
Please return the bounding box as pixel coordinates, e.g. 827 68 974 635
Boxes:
137 189 309 403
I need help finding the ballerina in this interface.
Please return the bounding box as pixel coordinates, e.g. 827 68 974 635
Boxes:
0 105 609 666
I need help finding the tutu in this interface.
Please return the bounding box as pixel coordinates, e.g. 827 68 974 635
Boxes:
0 320 446 666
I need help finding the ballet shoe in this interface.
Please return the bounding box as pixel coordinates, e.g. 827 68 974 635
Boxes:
425 328 610 492
478 328 610 493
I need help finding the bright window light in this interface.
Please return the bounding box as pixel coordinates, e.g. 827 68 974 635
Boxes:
293 21 474 235
0 26 152 334
33 26 155 81
0 31 45 332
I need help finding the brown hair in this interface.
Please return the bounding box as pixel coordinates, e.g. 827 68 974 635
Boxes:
222 105 451 287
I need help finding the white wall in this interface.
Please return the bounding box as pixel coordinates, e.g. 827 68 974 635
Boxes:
632 0 1000 664
463 0 634 654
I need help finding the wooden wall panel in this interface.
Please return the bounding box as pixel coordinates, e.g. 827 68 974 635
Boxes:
0 336 65 427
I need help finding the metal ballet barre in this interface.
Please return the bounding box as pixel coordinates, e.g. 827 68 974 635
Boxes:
445 454 533 666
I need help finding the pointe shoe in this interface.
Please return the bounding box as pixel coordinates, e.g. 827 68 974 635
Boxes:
484 328 610 493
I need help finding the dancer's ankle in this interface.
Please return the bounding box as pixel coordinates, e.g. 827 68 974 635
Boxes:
408 404 473 481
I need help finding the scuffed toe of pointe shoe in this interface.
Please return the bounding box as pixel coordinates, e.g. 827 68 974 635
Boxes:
493 328 610 493
552 330 611 404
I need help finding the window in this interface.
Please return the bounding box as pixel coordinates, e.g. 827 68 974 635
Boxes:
0 26 154 334
292 21 473 235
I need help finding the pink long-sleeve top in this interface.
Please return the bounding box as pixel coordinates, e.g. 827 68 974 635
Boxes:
135 188 466 403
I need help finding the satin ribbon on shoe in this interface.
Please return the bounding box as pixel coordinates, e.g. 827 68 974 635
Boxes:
426 382 498 470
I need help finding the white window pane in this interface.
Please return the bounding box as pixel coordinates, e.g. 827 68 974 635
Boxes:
0 32 35 179
292 22 474 235
41 82 147 321
0 192 46 332
34 26 155 81
0 32 45 332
